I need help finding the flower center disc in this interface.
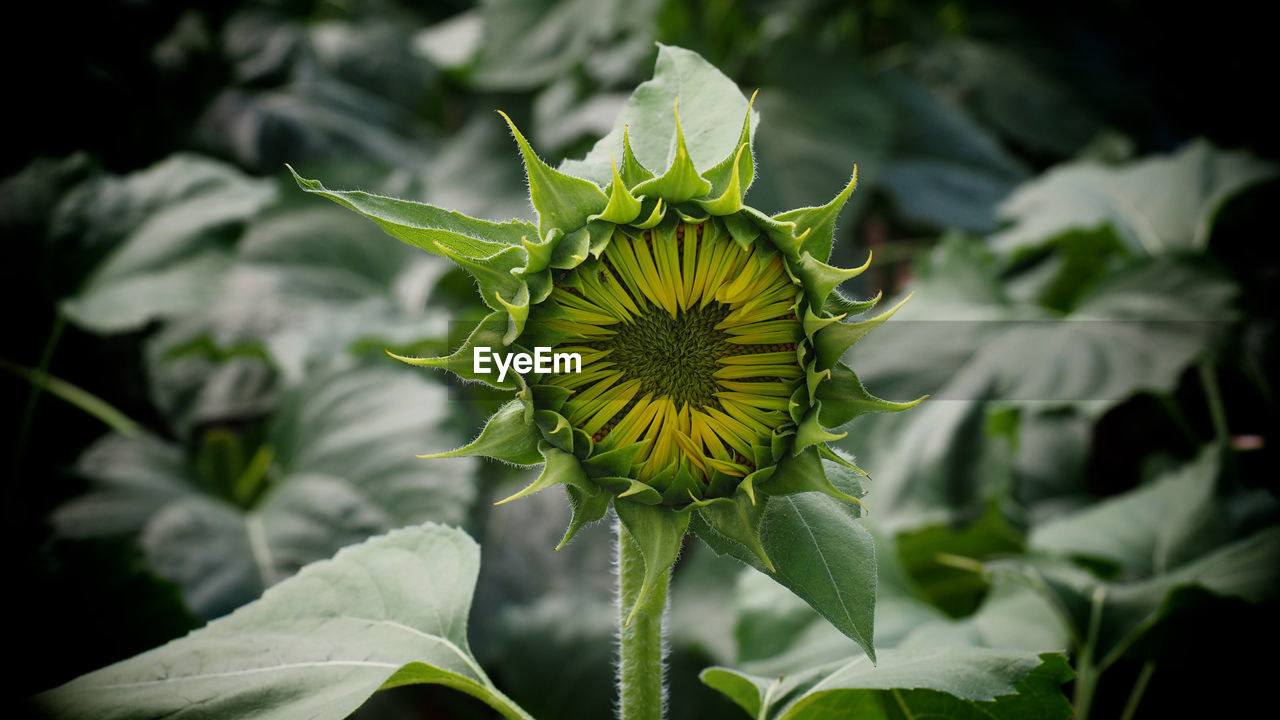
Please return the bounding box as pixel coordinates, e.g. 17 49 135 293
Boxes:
543 219 804 498
600 303 731 408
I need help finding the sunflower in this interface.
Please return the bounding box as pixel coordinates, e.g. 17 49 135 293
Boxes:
289 72 922 615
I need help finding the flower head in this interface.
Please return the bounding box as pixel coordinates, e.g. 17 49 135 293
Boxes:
290 46 922 620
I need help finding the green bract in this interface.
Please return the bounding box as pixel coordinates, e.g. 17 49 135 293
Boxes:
291 45 922 628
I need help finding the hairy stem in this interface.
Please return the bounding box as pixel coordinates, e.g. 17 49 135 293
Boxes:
616 520 669 720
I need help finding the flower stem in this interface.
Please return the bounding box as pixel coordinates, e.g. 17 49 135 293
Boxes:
616 520 669 720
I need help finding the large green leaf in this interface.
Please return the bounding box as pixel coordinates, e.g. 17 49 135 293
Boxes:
1001 452 1280 670
844 237 1236 530
702 649 1072 720
34 523 532 720
990 139 1276 257
730 524 1067 678
468 0 661 91
1029 447 1234 576
54 366 474 618
144 203 452 438
58 155 277 333
561 43 757 184
851 238 1237 413
876 71 1029 233
693 461 877 662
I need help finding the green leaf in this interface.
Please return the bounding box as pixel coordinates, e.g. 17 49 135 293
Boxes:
876 71 1029 233
54 367 475 619
1029 448 1230 576
290 167 532 304
561 44 757 185
702 650 1072 720
35 524 533 720
696 462 877 662
467 0 661 90
61 155 277 333
990 139 1276 257
289 166 535 251
845 237 1238 529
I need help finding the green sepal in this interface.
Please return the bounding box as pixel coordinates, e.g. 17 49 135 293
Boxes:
522 229 555 276
492 283 530 345
817 443 865 474
431 241 527 313
787 384 808 425
823 289 882 318
571 428 593 459
595 476 663 505
630 103 712 203
662 465 704 504
619 125 655 188
418 399 542 466
387 311 515 388
805 359 831 402
522 302 575 348
740 206 803 258
721 210 760 250
583 439 651 478
791 251 871 309
515 372 534 421
695 144 748 215
770 428 794 462
739 465 774 506
765 446 859 503
813 292 913 370
586 220 615 258
534 409 574 453
700 92 756 199
690 493 774 572
750 442 772 474
531 384 572 412
558 473 612 549
705 468 738 499
817 362 927 427
794 404 848 455
773 165 858 262
673 206 710 224
494 442 585 506
288 166 536 250
498 110 608 237
551 225 591 269
524 266 553 304
591 156 644 224
632 197 666 229
615 501 691 624
822 457 869 506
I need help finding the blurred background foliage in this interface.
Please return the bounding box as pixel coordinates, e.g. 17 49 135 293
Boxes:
3 0 1276 718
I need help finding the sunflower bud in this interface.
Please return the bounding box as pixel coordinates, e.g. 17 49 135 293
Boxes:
290 48 922 620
